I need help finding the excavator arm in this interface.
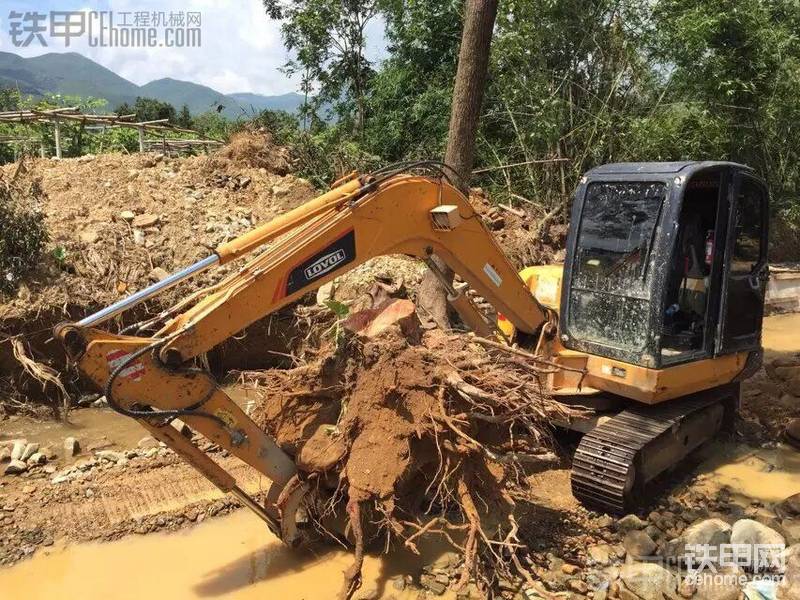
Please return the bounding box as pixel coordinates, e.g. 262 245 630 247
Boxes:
56 168 549 544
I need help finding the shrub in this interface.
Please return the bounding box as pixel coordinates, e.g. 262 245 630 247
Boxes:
0 176 48 294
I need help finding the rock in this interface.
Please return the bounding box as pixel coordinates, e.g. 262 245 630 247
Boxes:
778 544 800 600
316 281 335 304
171 419 192 438
20 442 39 462
681 509 702 524
682 518 732 547
693 566 743 600
87 437 113 452
588 544 613 566
783 520 800 545
645 524 664 542
132 213 160 228
27 452 46 466
731 518 785 545
149 267 170 282
678 578 696 599
119 210 135 221
623 530 657 559
272 182 292 197
4 459 27 475
133 228 145 246
96 450 125 463
596 514 614 529
561 563 580 575
567 579 589 594
10 439 27 461
617 514 648 533
43 464 56 474
786 419 800 448
138 437 159 450
776 493 800 520
80 229 99 244
0 447 10 463
619 563 677 599
63 437 80 457
730 519 785 570
420 573 448 595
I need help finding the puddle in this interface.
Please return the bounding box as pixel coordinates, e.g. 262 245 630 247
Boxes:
762 312 800 353
0 384 256 461
694 442 800 505
0 407 147 458
0 510 454 600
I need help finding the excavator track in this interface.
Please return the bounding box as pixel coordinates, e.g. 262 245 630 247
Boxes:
571 387 736 514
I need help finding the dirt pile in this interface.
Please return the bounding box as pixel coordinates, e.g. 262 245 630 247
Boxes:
0 133 326 412
0 132 315 319
468 189 566 269
216 129 293 174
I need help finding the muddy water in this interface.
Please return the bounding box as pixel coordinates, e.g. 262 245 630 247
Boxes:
762 312 800 353
0 510 453 600
695 442 800 505
0 407 147 459
0 385 257 461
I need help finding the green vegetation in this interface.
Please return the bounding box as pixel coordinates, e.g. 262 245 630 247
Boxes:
0 176 48 295
259 0 800 248
2 1 800 248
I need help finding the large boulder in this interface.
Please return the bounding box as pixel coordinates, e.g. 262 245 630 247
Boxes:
619 563 678 599
776 493 800 520
731 519 785 571
617 514 648 533
663 518 732 562
624 530 657 560
693 566 744 600
778 544 800 599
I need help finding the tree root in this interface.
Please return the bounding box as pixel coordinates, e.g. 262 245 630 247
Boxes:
340 498 365 600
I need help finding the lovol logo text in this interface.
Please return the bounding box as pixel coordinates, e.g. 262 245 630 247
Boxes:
304 249 347 280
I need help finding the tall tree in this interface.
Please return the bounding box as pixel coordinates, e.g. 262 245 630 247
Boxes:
444 0 499 194
418 0 499 329
263 0 379 134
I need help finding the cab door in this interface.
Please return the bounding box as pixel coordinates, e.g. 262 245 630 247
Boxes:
716 172 769 354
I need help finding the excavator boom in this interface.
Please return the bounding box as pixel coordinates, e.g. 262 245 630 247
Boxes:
56 167 549 543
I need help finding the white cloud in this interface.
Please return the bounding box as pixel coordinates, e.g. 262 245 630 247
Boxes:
0 0 302 95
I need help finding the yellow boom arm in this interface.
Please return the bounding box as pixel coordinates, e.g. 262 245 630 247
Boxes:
56 171 548 543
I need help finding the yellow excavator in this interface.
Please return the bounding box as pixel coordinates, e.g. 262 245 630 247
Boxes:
56 160 769 544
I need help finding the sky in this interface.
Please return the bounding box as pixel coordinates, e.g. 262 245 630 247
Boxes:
0 0 387 96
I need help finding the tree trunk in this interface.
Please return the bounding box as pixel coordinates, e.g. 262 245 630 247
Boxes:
417 0 499 330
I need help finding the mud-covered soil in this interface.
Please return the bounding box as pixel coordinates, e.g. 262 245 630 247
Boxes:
0 439 261 565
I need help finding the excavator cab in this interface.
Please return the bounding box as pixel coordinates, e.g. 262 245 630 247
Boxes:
560 162 769 370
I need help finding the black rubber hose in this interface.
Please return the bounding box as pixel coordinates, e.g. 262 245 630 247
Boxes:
103 336 228 429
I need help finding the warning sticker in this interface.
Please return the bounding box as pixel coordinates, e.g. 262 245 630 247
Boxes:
106 349 145 381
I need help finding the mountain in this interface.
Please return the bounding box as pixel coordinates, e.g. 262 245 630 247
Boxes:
0 51 140 109
139 78 231 116
0 51 302 118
